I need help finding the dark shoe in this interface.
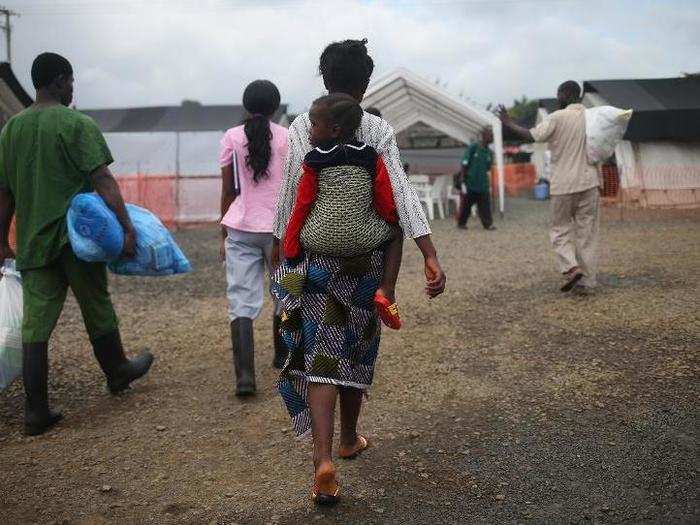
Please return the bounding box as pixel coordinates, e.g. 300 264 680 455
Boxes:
272 314 287 369
23 342 63 436
485 225 497 231
231 318 256 396
560 268 584 292
457 224 467 230
91 330 154 395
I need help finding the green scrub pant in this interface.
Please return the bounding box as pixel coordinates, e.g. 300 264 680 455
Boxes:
21 246 119 343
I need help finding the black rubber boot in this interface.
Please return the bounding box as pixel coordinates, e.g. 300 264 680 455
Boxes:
91 330 154 395
231 318 256 396
272 314 288 369
23 343 63 436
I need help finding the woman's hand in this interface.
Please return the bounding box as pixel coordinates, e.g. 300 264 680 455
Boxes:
424 255 446 298
413 235 446 298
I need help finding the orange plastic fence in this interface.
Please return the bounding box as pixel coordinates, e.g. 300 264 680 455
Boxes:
6 175 178 251
601 165 620 198
116 175 178 228
492 163 536 197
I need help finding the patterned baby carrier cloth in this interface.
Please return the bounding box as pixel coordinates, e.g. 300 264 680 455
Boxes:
288 142 397 259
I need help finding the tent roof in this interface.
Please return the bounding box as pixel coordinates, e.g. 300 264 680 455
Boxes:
583 77 700 141
362 67 497 143
81 102 288 133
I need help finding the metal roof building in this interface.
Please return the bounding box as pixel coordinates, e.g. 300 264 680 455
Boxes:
583 76 700 209
79 101 289 225
0 62 32 127
583 77 700 141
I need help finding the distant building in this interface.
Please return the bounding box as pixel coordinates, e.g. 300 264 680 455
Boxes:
81 101 288 225
583 76 700 208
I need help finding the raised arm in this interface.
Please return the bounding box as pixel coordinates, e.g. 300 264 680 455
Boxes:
498 105 534 143
0 186 15 262
90 165 136 258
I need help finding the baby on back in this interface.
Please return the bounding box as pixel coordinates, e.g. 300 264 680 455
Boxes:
283 93 403 329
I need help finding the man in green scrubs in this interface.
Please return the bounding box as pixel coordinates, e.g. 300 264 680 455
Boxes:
0 53 153 436
457 128 496 230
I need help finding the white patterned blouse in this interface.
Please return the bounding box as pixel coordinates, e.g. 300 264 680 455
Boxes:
273 111 431 240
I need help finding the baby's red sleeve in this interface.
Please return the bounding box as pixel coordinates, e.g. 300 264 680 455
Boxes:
373 156 399 224
284 163 319 259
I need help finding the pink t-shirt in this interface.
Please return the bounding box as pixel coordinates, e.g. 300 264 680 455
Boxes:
219 122 288 233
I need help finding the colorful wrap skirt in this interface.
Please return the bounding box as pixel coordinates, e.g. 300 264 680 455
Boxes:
270 250 383 437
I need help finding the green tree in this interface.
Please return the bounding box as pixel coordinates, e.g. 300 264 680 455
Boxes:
507 95 538 122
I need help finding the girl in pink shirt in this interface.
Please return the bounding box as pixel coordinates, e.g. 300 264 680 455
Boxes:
219 80 288 396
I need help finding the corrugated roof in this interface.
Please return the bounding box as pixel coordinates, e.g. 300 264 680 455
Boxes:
0 62 33 108
81 102 288 132
583 77 700 141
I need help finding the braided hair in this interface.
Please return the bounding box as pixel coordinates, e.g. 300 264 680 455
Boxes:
319 38 374 96
242 80 281 183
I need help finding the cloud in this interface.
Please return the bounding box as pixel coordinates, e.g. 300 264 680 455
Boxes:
8 0 700 113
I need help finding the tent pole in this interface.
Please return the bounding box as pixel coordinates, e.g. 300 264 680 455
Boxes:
175 131 181 230
493 120 505 217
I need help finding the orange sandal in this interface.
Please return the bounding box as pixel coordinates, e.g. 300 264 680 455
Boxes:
338 435 370 460
374 292 402 330
311 462 340 505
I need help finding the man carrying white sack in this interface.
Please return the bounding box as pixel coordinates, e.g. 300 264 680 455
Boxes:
499 80 600 294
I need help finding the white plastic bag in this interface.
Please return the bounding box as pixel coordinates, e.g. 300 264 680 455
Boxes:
585 106 633 164
0 259 23 390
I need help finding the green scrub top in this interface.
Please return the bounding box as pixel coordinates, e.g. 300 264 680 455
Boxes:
462 142 493 194
0 105 113 270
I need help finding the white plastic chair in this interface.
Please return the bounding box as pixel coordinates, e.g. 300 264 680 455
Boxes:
410 174 447 221
446 186 461 216
431 176 454 219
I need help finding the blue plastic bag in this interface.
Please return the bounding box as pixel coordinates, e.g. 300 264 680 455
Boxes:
68 193 192 276
67 193 124 261
108 205 192 276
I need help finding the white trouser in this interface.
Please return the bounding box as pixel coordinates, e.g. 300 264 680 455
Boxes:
550 187 601 288
225 228 274 321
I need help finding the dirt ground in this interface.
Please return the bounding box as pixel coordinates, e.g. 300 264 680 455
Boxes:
1 198 698 525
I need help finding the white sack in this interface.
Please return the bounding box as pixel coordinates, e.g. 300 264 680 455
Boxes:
0 260 23 390
585 106 633 164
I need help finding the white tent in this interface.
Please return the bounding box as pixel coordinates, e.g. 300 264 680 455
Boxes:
361 68 506 214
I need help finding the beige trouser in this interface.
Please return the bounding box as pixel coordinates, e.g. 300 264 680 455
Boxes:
550 187 600 287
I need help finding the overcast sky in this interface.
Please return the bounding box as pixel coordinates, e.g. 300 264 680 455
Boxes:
6 0 700 113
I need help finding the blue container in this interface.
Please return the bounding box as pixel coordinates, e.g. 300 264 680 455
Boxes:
533 183 550 201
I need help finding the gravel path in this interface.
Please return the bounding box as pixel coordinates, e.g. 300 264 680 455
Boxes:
1 198 698 524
